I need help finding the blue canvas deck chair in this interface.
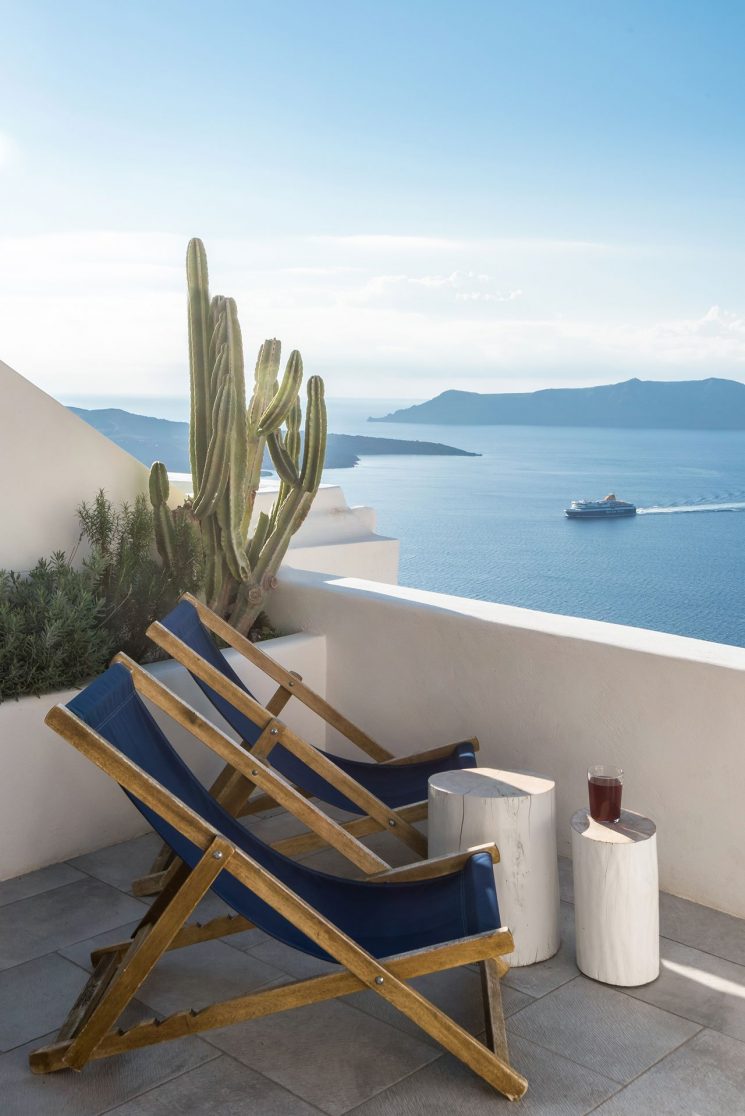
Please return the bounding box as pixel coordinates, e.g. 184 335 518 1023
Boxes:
133 593 480 896
31 659 527 1101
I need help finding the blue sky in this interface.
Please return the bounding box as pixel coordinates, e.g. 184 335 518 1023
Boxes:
1 0 744 398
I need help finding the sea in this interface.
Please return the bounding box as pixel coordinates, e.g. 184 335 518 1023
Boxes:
62 393 745 650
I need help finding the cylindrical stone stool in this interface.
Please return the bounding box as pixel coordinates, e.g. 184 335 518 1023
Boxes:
571 808 659 986
428 768 560 967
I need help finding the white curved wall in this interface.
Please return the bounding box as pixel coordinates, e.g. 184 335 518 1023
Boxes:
0 359 151 570
269 570 745 919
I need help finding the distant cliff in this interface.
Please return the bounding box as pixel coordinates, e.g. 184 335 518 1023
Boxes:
370 377 745 429
69 407 479 472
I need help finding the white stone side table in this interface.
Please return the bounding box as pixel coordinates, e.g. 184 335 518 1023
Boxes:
571 808 659 986
428 768 560 967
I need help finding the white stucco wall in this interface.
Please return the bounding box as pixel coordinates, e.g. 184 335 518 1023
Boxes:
0 632 326 880
268 570 745 919
0 359 152 570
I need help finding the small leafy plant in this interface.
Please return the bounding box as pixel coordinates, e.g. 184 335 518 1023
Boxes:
78 490 203 662
0 554 111 700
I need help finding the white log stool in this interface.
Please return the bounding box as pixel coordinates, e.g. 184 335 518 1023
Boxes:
428 768 560 967
571 809 659 986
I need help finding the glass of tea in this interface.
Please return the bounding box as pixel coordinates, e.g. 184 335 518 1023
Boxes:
588 765 623 823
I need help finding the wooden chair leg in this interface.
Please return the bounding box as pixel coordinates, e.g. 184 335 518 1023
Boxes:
55 836 234 1072
480 957 510 1062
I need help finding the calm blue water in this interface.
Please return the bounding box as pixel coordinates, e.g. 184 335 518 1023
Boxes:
62 393 745 648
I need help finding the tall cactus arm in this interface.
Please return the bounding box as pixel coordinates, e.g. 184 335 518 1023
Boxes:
191 376 234 519
149 462 178 569
186 239 212 493
258 351 303 435
242 339 282 536
215 299 250 582
300 375 327 493
266 430 300 486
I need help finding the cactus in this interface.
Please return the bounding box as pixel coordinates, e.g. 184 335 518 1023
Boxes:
148 238 327 635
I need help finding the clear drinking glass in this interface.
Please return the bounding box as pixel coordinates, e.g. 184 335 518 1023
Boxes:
588 765 623 823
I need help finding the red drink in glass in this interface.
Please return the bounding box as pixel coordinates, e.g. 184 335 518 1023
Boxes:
588 765 623 823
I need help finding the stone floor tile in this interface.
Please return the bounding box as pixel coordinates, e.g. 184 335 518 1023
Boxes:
0 953 88 1051
0 1015 218 1116
0 878 146 971
69 833 161 894
131 939 286 1016
660 892 745 968
246 936 341 980
558 855 574 904
59 921 143 970
507 974 700 1083
101 1052 323 1115
347 1033 619 1115
503 901 579 998
591 1028 745 1115
205 998 439 1115
346 964 534 1045
617 935 745 1043
0 863 86 908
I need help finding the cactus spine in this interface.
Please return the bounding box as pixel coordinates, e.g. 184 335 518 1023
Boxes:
149 239 327 634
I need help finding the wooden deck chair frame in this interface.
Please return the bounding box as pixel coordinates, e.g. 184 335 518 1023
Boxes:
31 665 528 1102
133 591 480 895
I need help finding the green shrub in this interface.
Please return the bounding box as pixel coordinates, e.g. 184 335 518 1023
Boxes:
0 553 111 700
78 490 203 663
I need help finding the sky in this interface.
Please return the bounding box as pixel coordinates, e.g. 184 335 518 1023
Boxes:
1 0 745 400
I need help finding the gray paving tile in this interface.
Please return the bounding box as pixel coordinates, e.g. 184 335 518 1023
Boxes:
0 1015 218 1116
131 939 286 1016
558 855 574 903
0 863 86 908
504 901 579 998
246 935 341 980
592 1028 745 1116
346 964 534 1045
69 832 161 893
618 935 745 1043
59 920 143 970
0 878 146 971
206 998 439 1115
102 1052 322 1114
348 1033 619 1115
0 953 88 1051
507 975 700 1083
660 891 745 968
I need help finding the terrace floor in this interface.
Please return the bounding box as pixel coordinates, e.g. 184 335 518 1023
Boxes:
2 811 745 1115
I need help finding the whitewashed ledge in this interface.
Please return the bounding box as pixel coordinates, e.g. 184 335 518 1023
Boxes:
0 632 327 880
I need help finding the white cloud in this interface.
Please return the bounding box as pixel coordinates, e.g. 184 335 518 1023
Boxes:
0 230 743 399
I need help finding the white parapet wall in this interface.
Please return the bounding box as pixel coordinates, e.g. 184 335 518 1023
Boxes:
0 632 326 881
268 569 745 919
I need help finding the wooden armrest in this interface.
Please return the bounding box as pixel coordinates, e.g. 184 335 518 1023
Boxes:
370 843 500 883
383 737 481 766
172 594 393 762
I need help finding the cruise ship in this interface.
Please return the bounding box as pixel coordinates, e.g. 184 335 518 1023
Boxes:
565 493 637 519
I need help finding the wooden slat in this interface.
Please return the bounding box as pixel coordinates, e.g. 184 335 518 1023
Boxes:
270 801 429 858
117 656 389 876
481 957 510 1062
90 913 255 966
170 595 394 761
137 635 427 859
382 737 481 766
370 843 500 882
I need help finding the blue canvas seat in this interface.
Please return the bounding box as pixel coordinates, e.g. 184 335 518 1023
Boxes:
157 597 477 814
70 664 499 962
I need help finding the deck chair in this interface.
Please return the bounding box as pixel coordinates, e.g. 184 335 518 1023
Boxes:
31 660 528 1101
133 593 480 895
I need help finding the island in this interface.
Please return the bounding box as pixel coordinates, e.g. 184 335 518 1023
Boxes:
369 377 745 429
69 407 480 472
